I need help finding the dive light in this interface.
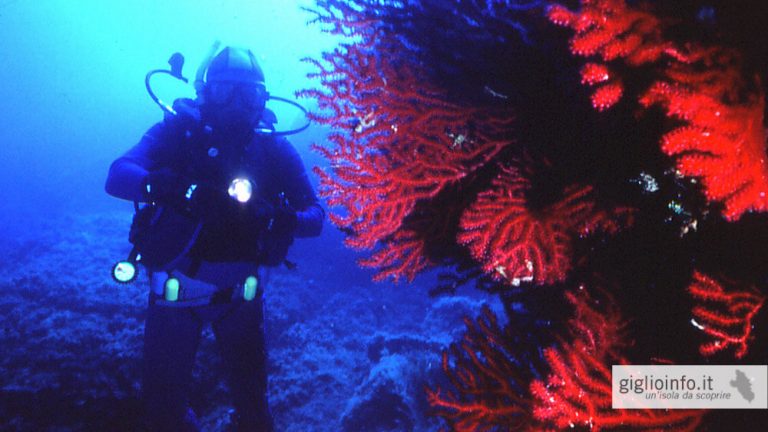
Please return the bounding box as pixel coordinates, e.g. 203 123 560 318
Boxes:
112 260 138 283
228 178 253 203
112 247 140 283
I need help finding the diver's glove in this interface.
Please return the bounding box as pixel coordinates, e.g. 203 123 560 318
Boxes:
247 198 298 237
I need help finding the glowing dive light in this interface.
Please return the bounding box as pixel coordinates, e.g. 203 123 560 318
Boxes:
228 178 253 203
112 260 138 283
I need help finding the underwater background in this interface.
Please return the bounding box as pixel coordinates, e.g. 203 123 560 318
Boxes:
0 1 499 430
1 0 767 431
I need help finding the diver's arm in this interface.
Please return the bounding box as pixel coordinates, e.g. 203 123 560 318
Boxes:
295 202 325 238
105 123 166 202
278 139 325 238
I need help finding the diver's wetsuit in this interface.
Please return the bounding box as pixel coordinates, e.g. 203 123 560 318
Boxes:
106 120 323 431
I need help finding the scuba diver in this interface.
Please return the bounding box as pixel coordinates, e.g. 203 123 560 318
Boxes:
105 45 323 431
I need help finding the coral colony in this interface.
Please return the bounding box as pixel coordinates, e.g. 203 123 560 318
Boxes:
301 12 512 282
302 0 766 430
458 166 634 285
549 0 768 221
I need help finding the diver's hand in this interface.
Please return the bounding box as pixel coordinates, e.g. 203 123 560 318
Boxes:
247 199 298 236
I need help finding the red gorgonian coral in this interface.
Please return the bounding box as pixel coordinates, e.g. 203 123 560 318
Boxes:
426 305 531 431
458 165 633 285
303 1 638 285
301 4 513 282
688 270 766 359
549 0 768 220
530 289 705 431
547 0 670 110
429 287 706 431
299 2 764 430
640 54 768 221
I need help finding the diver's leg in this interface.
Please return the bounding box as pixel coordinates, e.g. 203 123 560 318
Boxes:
212 297 273 432
141 295 203 431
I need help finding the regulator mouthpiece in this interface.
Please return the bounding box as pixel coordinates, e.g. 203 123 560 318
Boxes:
228 178 253 203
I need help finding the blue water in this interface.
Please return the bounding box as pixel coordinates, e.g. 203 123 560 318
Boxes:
0 0 337 222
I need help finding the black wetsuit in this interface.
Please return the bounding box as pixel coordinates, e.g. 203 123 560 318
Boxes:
106 119 323 431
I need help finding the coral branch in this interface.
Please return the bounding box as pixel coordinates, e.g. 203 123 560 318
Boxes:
426 306 531 431
547 0 668 65
357 230 429 283
458 165 633 285
580 62 611 86
591 82 623 111
547 0 666 111
688 271 766 359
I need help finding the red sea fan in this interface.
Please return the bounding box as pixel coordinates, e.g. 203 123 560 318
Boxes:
530 343 704 431
550 0 768 220
430 287 705 431
458 165 633 286
530 289 705 431
688 271 766 359
356 229 429 283
426 305 532 431
547 0 670 64
640 58 768 221
301 5 514 282
547 0 668 111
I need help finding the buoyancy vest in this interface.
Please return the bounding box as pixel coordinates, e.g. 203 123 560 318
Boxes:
131 119 297 272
